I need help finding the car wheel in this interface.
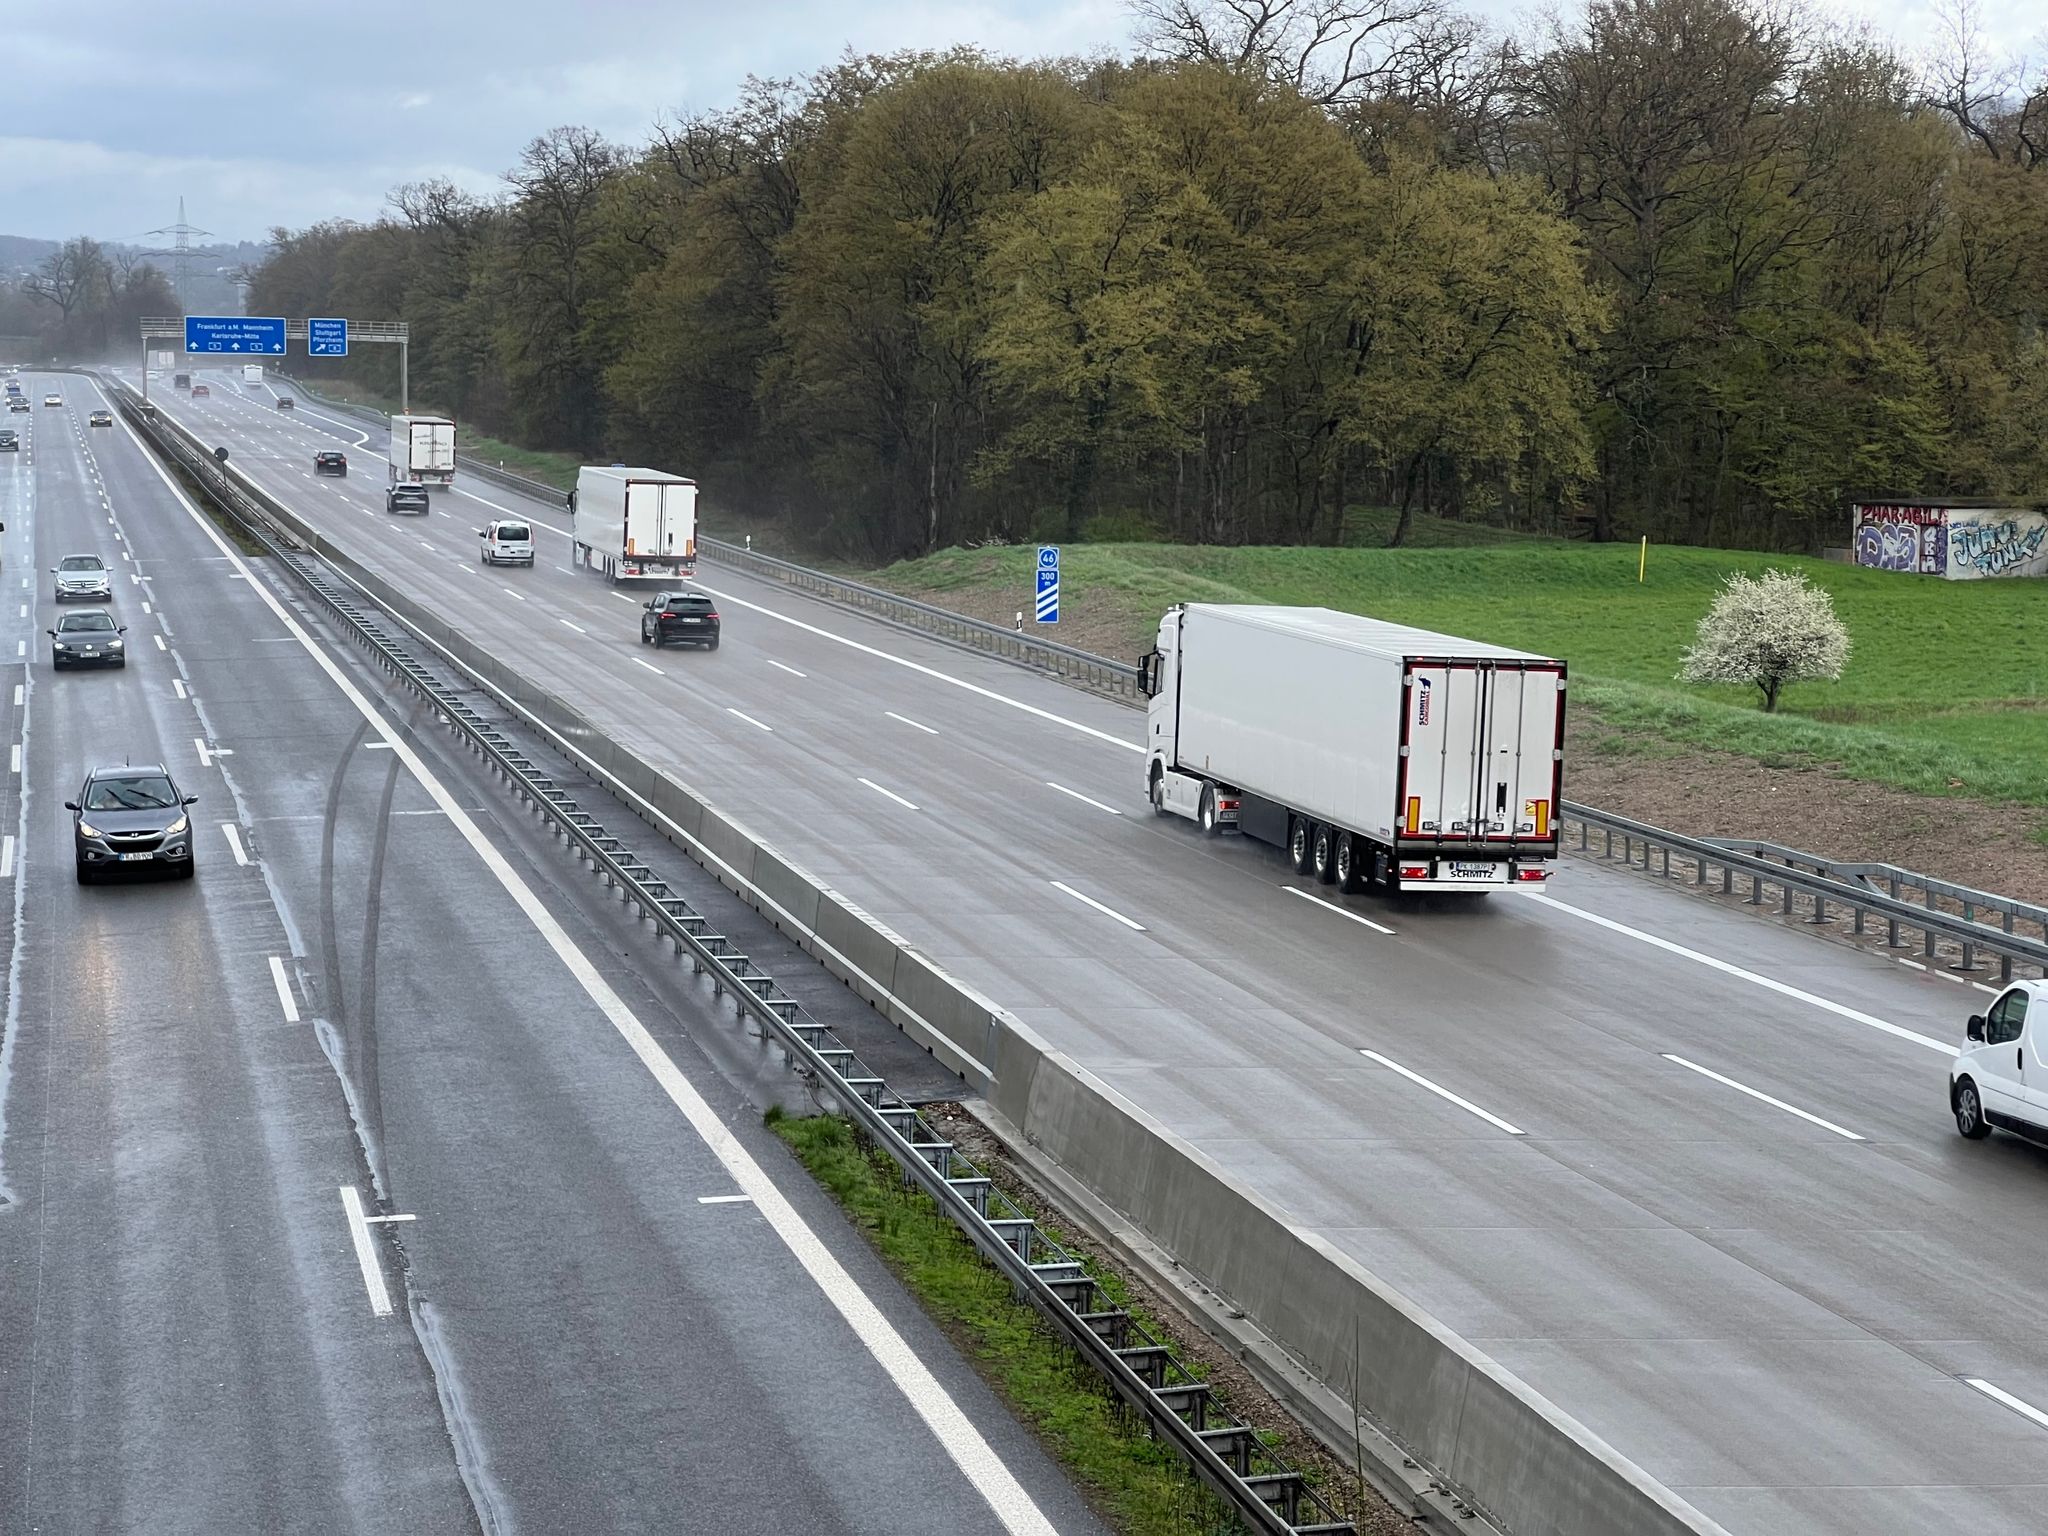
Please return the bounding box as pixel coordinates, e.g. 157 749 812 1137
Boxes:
1336 832 1360 893
1311 823 1338 885
1198 783 1220 835
1288 816 1311 873
706 638 719 651
175 858 195 881
1955 1078 1992 1139
75 858 94 885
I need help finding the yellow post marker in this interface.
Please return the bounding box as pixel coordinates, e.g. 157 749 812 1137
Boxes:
1639 535 1647 583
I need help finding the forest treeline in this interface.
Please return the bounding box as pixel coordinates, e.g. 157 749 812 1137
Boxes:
248 0 2048 557
2 238 178 360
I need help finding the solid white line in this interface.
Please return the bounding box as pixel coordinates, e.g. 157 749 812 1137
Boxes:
558 619 586 634
1360 1049 1525 1134
766 659 806 677
337 1186 394 1317
697 583 1142 755
1965 1379 2048 1432
1661 1054 1865 1141
1526 893 1953 1055
268 955 300 1022
858 777 919 811
632 657 665 675
0 836 13 879
1050 880 1146 931
727 708 772 732
221 823 249 865
886 710 938 735
1898 958 1928 972
172 679 187 699
1044 781 1122 816
697 1194 754 1205
116 386 1059 1534
1284 885 1397 935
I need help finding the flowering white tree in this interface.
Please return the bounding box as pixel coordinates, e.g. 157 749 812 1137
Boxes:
1679 568 1851 713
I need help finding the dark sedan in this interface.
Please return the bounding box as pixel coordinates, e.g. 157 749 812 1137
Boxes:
0 429 16 452
67 764 198 882
48 609 127 668
275 395 295 410
314 450 347 476
640 591 720 650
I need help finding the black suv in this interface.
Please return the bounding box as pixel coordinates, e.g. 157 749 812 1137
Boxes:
67 764 199 882
386 481 429 514
314 450 347 476
275 395 295 410
641 591 720 650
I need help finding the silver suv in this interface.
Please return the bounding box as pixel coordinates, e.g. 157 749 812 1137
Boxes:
53 553 113 602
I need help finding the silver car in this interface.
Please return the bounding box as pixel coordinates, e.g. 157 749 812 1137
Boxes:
54 554 113 602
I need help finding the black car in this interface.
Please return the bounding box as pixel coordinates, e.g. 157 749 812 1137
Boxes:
0 428 16 452
275 395 295 410
48 609 127 668
640 591 720 649
314 450 347 476
66 764 198 882
386 481 429 514
88 409 112 427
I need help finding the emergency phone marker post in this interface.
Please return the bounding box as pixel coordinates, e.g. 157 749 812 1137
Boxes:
1036 545 1060 625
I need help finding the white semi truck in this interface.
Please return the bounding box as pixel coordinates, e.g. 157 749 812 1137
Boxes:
571 466 697 583
388 414 457 488
1139 605 1565 893
242 365 264 384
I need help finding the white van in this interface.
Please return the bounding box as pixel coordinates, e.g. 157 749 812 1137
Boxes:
479 520 535 567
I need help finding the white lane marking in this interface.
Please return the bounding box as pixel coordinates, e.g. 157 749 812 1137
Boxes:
222 823 249 865
338 1186 394 1317
1284 885 1397 935
1044 781 1122 816
858 777 919 811
632 657 665 676
727 708 772 732
9 685 17 707
419 541 437 553
1359 1049 1525 1135
1977 982 2002 995
558 619 586 634
452 485 529 519
610 592 638 604
500 587 525 601
360 1212 416 1224
13 643 21 659
268 955 300 1022
7 745 16 775
142 602 152 614
195 738 214 768
1965 1378 2048 1432
766 659 806 678
696 583 1142 756
1661 1054 1865 1141
1526 893 1953 1056
172 679 187 699
886 710 939 735
0 836 13 879
364 741 395 750
1899 958 1927 972
1050 880 1146 931
123 398 1064 1536
152 634 166 652
697 1194 754 1205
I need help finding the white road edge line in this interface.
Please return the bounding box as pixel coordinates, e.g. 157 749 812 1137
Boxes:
857 777 919 811
1526 893 1952 1055
337 1186 394 1317
726 707 772 732
1044 781 1122 816
1661 1054 1865 1141
1284 885 1396 935
1360 1049 1525 1135
267 955 300 1022
1965 1378 2048 1432
1050 880 1146 931
885 710 938 735
222 823 249 865
111 385 1059 1536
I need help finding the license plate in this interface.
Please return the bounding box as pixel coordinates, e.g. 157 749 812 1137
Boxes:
119 852 153 862
1447 862 1498 880
680 617 701 624
79 649 97 657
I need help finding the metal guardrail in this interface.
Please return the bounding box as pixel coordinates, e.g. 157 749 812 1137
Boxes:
106 372 1360 1536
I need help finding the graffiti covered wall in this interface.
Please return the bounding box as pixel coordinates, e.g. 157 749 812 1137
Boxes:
1851 503 2048 580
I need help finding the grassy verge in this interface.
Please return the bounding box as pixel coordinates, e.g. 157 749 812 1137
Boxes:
769 1110 1247 1535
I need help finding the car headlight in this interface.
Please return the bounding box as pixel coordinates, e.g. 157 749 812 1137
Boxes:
53 642 72 651
108 640 123 650
163 815 188 837
77 821 103 838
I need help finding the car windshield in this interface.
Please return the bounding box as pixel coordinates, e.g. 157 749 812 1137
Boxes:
497 524 530 541
85 775 177 811
59 556 104 572
59 613 114 631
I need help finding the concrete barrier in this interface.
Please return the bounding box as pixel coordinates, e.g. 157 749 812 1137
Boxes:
131 388 1723 1536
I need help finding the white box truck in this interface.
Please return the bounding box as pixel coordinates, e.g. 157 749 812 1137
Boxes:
1139 605 1565 893
388 414 456 488
242 364 263 384
571 466 697 582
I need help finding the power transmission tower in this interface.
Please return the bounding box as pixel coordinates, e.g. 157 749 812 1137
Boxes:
138 197 215 310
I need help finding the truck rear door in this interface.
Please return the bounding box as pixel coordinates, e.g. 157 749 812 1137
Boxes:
1399 663 1562 845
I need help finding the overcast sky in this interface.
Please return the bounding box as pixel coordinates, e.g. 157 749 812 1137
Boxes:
4 0 2040 246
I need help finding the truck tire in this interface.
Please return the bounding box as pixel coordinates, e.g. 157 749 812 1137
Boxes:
1335 833 1361 893
1149 768 1168 817
1288 817 1312 874
1198 784 1221 835
1311 824 1338 885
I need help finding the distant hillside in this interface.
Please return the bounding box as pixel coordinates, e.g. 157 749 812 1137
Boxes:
0 234 59 276
0 232 271 313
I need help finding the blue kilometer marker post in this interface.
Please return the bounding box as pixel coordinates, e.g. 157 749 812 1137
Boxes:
1036 545 1060 624
308 318 349 356
183 315 287 355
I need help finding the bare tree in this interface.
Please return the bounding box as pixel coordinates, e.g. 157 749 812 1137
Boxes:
25 237 111 323
1924 0 2047 167
1132 0 1475 107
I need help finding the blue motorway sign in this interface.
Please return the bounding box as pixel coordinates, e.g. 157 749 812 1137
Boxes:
308 317 349 356
184 315 286 356
1035 544 1060 624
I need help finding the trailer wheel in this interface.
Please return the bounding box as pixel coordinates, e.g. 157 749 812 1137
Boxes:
1198 784 1221 835
1288 817 1312 873
1335 833 1360 893
1311 824 1338 885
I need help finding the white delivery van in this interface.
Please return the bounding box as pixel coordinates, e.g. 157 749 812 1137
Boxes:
478 520 535 567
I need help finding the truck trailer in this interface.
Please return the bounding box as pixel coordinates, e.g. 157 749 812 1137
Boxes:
242 365 263 384
1139 605 1565 894
387 414 456 487
571 466 697 583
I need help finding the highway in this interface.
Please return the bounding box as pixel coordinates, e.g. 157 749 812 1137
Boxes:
0 373 1105 1535
127 364 2048 1535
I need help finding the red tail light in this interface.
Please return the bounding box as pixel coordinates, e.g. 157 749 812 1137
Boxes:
1399 863 1430 880
1515 867 1550 882
706 611 719 621
659 611 675 619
